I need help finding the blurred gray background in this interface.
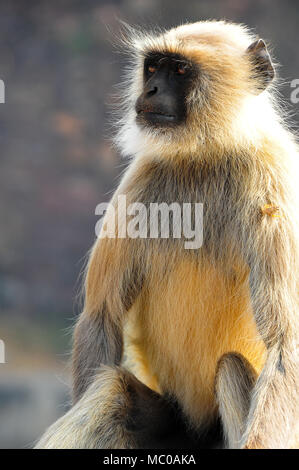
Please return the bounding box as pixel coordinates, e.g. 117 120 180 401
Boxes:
0 0 298 448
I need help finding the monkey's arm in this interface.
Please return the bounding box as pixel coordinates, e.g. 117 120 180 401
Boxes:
241 208 299 449
72 207 144 402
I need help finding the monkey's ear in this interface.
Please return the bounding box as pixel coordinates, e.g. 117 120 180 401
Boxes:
246 39 274 93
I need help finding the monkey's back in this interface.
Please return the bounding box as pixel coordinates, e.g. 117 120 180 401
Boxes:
124 254 267 429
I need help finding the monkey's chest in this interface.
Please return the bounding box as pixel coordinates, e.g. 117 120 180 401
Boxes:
123 258 266 428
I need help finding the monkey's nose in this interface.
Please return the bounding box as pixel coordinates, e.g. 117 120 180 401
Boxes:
145 86 158 98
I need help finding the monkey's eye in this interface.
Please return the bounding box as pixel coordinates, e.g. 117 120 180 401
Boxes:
148 65 157 74
176 63 189 75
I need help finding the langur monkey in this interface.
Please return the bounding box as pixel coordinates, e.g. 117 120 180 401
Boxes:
36 20 299 449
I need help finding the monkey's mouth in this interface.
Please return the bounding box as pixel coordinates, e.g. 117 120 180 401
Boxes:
136 109 176 125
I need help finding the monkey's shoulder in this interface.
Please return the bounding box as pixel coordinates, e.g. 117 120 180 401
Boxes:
124 156 265 208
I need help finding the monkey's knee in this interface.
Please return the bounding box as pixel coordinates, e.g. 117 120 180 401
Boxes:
35 366 179 449
35 366 133 448
215 353 257 449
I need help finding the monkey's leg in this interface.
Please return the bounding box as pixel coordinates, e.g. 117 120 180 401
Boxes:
215 353 257 449
35 365 192 449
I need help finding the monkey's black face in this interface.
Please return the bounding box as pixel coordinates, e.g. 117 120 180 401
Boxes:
135 52 195 128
